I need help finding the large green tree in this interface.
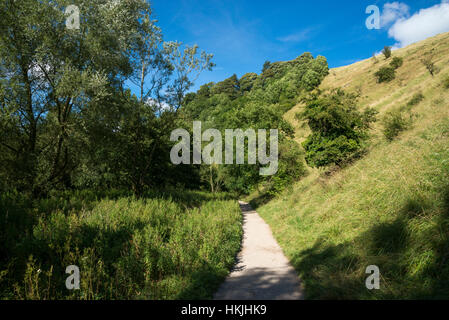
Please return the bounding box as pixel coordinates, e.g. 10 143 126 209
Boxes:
0 0 213 196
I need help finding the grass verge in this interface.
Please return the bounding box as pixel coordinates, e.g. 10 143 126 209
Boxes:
0 190 242 300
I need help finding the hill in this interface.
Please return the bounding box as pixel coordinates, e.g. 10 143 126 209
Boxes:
250 31 449 299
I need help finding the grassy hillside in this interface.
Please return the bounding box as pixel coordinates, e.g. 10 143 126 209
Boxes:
251 32 449 299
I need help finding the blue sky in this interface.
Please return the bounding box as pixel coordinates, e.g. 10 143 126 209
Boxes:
149 0 448 91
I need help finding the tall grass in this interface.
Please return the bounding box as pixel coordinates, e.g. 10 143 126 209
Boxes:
0 190 242 300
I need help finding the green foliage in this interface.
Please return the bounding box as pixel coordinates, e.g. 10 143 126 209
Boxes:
266 140 307 196
182 53 329 194
375 66 396 83
408 92 425 106
0 190 241 299
211 74 240 99
382 110 411 141
0 0 213 197
262 61 271 73
382 46 392 59
421 55 437 77
442 75 449 89
300 89 377 167
239 73 258 93
390 56 404 69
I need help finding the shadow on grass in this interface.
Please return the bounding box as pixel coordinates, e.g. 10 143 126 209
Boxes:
290 186 449 300
176 261 230 300
249 192 274 210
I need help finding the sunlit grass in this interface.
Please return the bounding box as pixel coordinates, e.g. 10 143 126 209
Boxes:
251 32 449 299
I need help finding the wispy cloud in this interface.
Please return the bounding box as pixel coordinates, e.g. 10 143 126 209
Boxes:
277 29 312 43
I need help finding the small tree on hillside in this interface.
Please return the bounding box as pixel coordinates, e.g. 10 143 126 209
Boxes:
372 52 379 64
421 55 437 77
299 89 377 167
375 66 396 83
382 46 392 59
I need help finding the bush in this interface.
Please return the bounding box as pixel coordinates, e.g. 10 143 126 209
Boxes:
375 67 396 83
303 134 361 168
390 57 403 69
421 56 437 77
382 46 392 59
442 76 449 89
300 89 377 167
408 92 424 106
266 140 307 196
382 110 410 141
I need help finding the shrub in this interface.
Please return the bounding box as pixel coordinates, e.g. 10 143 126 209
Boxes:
300 89 377 167
390 57 404 69
407 92 424 107
375 67 396 83
442 76 449 89
421 56 437 77
382 46 392 59
266 140 306 196
382 110 410 141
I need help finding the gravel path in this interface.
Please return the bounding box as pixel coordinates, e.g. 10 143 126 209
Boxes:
214 201 304 300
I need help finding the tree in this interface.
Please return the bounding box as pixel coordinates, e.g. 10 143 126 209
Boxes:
0 0 213 196
421 55 436 77
382 46 392 59
262 61 271 73
239 73 258 93
212 74 240 99
0 0 148 195
299 89 377 167
372 52 379 64
164 42 215 110
128 9 173 107
375 67 396 83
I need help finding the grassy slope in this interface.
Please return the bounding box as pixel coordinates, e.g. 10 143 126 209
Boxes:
253 32 449 299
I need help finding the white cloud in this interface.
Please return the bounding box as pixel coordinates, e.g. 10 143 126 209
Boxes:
146 98 171 112
387 1 449 48
381 2 410 27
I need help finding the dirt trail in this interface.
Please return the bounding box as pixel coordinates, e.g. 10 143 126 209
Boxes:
214 201 304 300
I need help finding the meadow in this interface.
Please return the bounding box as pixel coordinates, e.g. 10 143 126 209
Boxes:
0 190 242 300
